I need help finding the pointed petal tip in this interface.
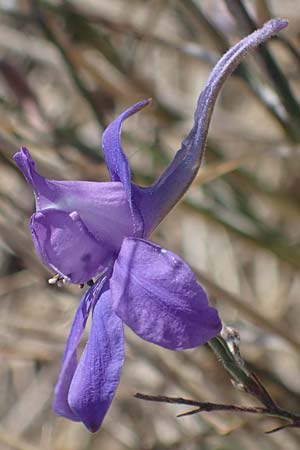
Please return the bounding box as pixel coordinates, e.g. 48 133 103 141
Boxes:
13 146 38 187
206 307 223 336
20 145 31 154
268 18 288 31
14 145 30 156
258 19 288 38
86 422 102 433
124 97 152 116
13 146 32 165
67 389 107 433
143 97 152 107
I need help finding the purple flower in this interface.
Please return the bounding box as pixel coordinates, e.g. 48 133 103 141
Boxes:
14 19 287 432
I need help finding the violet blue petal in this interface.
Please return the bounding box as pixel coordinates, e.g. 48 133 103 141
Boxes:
131 19 288 235
110 237 222 350
68 289 125 433
101 99 151 201
31 209 112 283
53 277 106 420
102 100 151 235
14 147 142 243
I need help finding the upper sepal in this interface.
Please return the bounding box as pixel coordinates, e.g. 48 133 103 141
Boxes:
131 19 289 235
14 148 143 282
102 99 151 205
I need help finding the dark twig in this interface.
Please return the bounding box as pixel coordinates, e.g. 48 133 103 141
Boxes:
135 393 300 432
135 330 300 433
135 393 299 420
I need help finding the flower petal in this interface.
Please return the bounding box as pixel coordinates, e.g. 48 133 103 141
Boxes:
110 238 222 350
68 289 125 432
102 99 151 235
53 277 106 420
31 209 112 283
131 19 288 235
101 99 151 202
14 148 142 241
13 147 46 204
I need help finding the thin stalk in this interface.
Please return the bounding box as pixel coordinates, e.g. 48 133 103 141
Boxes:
135 393 300 433
136 333 300 433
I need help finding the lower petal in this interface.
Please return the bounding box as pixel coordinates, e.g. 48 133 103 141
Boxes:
31 209 112 283
53 277 106 420
68 289 125 432
110 238 222 350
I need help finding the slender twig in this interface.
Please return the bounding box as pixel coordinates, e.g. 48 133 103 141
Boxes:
135 332 300 433
134 393 300 432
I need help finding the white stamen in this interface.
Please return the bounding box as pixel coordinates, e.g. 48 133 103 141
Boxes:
48 274 59 285
48 273 69 287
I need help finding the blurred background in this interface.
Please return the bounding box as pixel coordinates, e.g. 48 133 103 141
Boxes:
0 0 300 449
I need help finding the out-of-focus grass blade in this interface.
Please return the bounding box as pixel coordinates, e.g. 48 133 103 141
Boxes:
184 199 300 269
255 0 272 24
176 0 300 142
224 0 300 142
192 149 272 186
39 0 183 123
196 269 300 353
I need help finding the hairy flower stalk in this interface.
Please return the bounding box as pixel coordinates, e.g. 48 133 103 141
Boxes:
14 19 287 432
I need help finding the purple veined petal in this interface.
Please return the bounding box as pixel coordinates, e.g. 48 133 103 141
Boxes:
101 99 151 200
110 237 222 350
68 289 125 433
13 147 46 202
31 209 113 283
53 276 107 421
131 19 288 236
102 99 151 235
14 147 143 241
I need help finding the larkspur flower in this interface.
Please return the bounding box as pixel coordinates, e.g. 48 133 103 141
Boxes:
14 19 287 432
